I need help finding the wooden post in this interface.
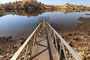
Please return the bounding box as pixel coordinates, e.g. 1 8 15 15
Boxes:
62 43 68 60
24 44 28 60
59 42 62 60
53 32 58 52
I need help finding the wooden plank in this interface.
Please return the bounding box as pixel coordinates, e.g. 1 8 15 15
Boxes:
48 35 60 60
46 26 59 60
32 21 59 60
32 37 50 60
32 26 50 60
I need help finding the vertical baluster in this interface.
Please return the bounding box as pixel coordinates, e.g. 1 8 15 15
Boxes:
47 23 49 31
62 43 68 60
34 33 37 46
24 44 28 60
50 27 52 34
30 39 33 60
33 34 36 46
30 48 32 60
36 29 38 40
32 35 35 53
47 23 50 33
53 32 58 52
49 25 53 38
51 29 58 52
59 42 62 60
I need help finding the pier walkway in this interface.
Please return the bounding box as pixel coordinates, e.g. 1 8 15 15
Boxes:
10 18 82 60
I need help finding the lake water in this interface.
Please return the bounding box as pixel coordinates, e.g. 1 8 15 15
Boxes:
0 11 90 39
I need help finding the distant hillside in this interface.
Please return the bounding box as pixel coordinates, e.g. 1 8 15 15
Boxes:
50 3 90 9
22 0 33 3
0 1 90 11
0 1 46 11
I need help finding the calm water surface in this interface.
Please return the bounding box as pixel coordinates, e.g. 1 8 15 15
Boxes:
0 12 90 39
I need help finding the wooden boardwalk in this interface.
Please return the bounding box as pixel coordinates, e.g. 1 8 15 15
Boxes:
32 22 59 60
10 19 82 60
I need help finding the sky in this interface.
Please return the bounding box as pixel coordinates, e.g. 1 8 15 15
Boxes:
0 0 21 4
0 0 90 6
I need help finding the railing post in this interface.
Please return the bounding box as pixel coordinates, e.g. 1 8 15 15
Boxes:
30 40 34 60
10 23 41 60
50 26 53 34
47 23 82 60
53 32 58 52
62 43 68 60
34 33 37 46
36 30 38 42
33 34 36 46
24 44 28 60
59 42 62 60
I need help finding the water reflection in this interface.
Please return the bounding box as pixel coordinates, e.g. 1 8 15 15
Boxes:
1 8 90 17
0 11 90 39
0 15 38 39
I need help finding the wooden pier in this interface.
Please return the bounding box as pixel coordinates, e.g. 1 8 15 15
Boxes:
10 18 82 60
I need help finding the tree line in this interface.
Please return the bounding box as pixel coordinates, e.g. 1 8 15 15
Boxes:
0 1 45 11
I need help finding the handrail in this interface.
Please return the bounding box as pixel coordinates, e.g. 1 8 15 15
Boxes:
47 23 82 60
11 23 41 60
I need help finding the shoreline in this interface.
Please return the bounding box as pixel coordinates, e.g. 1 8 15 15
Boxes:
0 36 25 59
0 17 90 59
58 17 90 59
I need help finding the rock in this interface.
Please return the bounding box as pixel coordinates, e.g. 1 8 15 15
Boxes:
73 37 79 40
80 36 84 40
0 49 1 51
83 47 88 51
20 38 24 40
21 40 25 45
9 54 12 58
73 33 77 35
8 36 12 39
78 51 89 59
68 58 72 60
28 55 30 58
84 39 87 41
74 48 77 50
6 53 10 56
88 54 90 57
0 55 3 59
86 47 89 51
12 45 17 49
68 33 72 36
68 41 73 47
7 50 10 52
62 35 65 38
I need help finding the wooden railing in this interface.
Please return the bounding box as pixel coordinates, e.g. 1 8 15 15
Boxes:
10 23 41 60
47 23 82 60
10 20 82 60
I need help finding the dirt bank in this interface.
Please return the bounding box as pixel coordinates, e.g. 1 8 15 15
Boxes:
0 36 25 60
0 17 90 60
59 17 90 59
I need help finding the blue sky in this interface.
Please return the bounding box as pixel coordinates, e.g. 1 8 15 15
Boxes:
37 0 90 6
0 0 90 6
0 0 21 4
